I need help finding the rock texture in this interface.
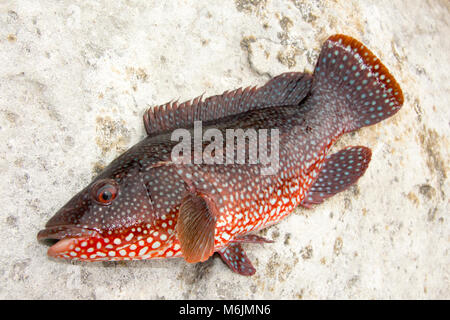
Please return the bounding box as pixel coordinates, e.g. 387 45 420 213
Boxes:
0 0 448 299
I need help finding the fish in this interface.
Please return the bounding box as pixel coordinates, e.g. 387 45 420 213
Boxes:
37 34 403 276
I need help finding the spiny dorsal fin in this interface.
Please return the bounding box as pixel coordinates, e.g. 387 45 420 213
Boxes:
176 192 217 263
143 72 312 135
301 146 372 207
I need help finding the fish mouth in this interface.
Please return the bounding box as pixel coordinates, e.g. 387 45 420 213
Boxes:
37 225 100 258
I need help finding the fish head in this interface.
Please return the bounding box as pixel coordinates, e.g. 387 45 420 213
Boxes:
37 157 178 261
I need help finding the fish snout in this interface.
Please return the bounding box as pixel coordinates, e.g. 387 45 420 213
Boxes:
37 225 98 242
37 225 100 257
37 197 94 245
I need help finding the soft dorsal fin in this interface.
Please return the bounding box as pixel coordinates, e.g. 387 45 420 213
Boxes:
301 146 372 207
143 72 312 135
176 192 218 263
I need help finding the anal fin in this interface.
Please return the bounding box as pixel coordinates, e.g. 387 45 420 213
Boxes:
218 244 256 276
301 146 372 207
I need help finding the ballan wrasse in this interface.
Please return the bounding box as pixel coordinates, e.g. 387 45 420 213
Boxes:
38 35 403 275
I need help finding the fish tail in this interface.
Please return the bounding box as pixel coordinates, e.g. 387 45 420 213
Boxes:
312 34 404 132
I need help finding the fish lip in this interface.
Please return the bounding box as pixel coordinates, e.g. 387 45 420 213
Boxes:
46 237 78 257
37 225 100 243
38 225 101 258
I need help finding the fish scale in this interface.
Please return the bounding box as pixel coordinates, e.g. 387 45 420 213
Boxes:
38 34 403 275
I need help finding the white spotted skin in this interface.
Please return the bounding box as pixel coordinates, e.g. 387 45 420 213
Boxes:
180 100 345 250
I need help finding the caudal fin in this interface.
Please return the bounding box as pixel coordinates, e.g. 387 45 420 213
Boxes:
313 34 403 132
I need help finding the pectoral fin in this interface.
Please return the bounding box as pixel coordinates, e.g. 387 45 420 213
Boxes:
176 192 218 263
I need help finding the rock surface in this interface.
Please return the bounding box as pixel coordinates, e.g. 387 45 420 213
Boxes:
0 0 448 299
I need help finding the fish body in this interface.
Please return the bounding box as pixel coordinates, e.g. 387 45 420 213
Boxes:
38 35 403 275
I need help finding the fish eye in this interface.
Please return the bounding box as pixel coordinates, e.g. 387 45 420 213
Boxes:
91 179 118 205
